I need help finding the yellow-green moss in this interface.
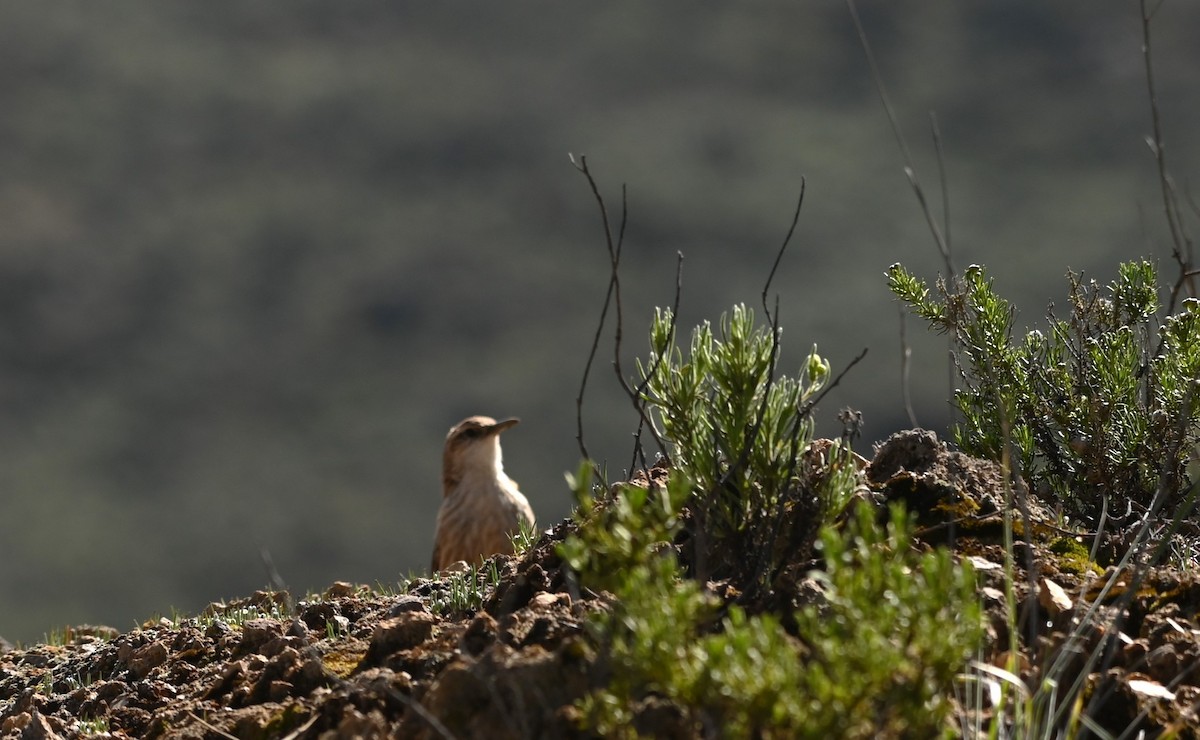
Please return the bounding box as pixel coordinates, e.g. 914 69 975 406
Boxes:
1048 537 1101 576
259 703 311 739
322 647 367 679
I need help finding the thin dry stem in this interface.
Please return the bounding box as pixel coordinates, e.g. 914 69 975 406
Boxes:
571 153 617 463
761 180 806 324
845 0 953 276
1140 0 1196 309
569 153 669 471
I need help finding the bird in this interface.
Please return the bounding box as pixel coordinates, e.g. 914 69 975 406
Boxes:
431 415 535 573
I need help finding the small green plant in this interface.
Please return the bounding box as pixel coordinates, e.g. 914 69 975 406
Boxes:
889 260 1200 527
140 606 188 631
76 716 110 735
509 517 540 556
63 671 101 691
201 603 286 628
378 579 407 597
428 560 502 615
191 591 293 631
637 303 833 580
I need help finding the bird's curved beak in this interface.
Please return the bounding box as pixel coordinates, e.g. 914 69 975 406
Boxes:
489 417 520 434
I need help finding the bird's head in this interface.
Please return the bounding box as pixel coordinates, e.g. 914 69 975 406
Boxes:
442 415 519 493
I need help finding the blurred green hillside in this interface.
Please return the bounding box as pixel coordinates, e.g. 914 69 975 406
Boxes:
1 2 1198 642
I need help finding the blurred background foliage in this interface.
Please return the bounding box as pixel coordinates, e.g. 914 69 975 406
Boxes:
1 2 1198 642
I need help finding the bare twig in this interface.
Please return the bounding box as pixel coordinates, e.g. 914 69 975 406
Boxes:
610 284 672 467
570 154 628 463
383 682 460 739
258 547 290 610
278 714 322 740
716 183 811 585
569 153 670 468
700 185 808 587
186 712 241 740
849 0 957 432
1140 0 1196 309
761 180 807 324
845 0 953 276
1184 179 1200 223
931 111 952 262
574 272 614 463
803 348 870 419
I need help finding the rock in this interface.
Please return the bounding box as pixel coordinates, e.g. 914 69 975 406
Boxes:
1128 678 1176 701
980 586 1006 604
386 595 428 617
261 634 308 658
529 591 566 609
334 706 391 738
18 709 63 740
1038 577 1073 615
366 612 437 662
236 618 285 656
204 659 248 700
0 713 28 735
1145 644 1182 684
287 617 311 640
323 581 359 599
329 615 351 635
461 613 498 656
967 556 1002 571
868 429 943 480
412 662 493 739
126 641 169 679
267 679 293 702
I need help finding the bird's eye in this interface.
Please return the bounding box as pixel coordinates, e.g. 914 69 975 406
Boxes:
461 428 483 439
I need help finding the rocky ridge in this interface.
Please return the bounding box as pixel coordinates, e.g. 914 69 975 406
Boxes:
3 430 1200 738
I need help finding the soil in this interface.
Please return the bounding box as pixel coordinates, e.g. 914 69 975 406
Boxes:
3 429 1200 739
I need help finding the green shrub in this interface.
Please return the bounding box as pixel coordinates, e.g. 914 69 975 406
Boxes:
794 502 983 739
562 467 981 738
888 260 1200 526
637 303 835 580
559 461 691 597
563 295 983 736
562 462 810 738
560 463 720 735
